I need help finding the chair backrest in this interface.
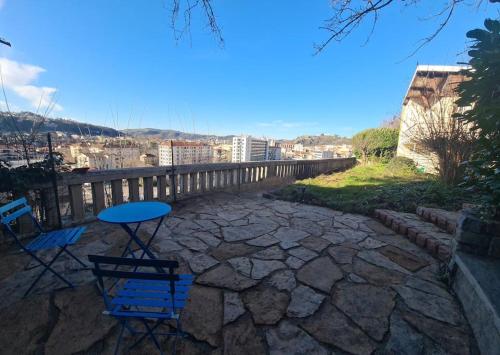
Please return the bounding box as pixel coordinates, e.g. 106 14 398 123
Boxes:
0 197 42 244
0 197 33 225
88 255 181 312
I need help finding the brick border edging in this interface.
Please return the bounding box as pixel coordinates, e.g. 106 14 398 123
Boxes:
374 209 451 261
416 206 457 234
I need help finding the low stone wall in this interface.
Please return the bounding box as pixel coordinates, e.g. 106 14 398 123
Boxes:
453 211 500 259
450 212 500 355
450 252 500 355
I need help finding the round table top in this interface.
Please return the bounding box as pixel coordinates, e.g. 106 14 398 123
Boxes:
97 201 171 224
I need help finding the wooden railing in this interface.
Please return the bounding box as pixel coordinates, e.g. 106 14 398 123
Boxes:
36 158 355 227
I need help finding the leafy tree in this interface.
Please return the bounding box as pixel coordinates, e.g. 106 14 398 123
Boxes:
352 128 399 163
455 18 500 218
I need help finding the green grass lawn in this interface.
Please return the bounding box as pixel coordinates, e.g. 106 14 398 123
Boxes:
276 162 472 215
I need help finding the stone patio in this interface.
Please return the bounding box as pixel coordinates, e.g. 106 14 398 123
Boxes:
0 192 477 354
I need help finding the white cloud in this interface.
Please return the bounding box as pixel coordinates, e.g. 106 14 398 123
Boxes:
0 57 63 111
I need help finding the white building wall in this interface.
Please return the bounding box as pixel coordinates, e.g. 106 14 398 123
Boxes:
159 143 212 166
397 100 440 173
312 151 334 159
232 136 269 162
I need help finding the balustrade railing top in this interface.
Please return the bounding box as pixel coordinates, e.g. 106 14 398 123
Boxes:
33 158 355 227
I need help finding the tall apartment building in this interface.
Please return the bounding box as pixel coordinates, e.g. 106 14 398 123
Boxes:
158 141 212 166
231 135 269 163
267 145 282 160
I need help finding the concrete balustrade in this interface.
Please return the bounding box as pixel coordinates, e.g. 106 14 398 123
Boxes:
33 158 355 227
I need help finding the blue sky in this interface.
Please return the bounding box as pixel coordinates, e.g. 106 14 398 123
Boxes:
0 1 497 139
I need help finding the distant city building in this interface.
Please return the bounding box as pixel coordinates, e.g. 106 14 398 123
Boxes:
140 153 158 166
0 143 45 168
231 135 269 162
76 152 121 170
158 140 212 166
278 142 294 151
334 144 353 158
312 150 334 159
293 143 304 152
212 144 232 163
267 145 282 161
0 144 20 162
103 144 141 168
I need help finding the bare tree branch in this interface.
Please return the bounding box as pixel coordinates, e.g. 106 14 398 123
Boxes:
314 0 395 54
400 0 463 61
315 0 490 57
403 74 477 184
170 0 224 47
0 38 10 47
163 0 494 56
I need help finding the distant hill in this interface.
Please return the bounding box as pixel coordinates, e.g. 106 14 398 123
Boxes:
292 134 351 146
123 128 234 141
0 112 122 137
0 112 351 145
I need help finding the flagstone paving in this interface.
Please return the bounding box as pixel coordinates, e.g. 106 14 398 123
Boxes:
0 192 477 354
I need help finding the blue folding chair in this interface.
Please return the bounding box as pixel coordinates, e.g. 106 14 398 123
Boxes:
0 197 87 297
88 255 193 355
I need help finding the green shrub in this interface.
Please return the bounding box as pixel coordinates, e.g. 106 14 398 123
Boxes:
454 19 500 219
386 156 417 175
352 128 399 163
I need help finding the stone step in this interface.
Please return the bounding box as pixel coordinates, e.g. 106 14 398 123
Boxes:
374 209 453 261
416 206 460 234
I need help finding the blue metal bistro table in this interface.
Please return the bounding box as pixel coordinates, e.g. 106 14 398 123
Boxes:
97 202 171 262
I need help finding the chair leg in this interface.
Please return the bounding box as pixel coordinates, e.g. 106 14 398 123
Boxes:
176 317 183 337
129 319 164 350
143 321 164 355
114 321 126 355
62 247 87 268
23 256 43 271
130 319 164 354
23 249 73 298
173 319 181 355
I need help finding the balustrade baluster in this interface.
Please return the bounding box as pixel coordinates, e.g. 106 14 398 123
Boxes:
91 181 106 214
128 178 140 202
143 177 154 200
111 179 124 205
157 175 167 200
69 183 85 221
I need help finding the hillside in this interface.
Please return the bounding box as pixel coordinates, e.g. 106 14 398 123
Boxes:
0 112 121 137
0 112 352 145
292 134 351 146
123 128 234 141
